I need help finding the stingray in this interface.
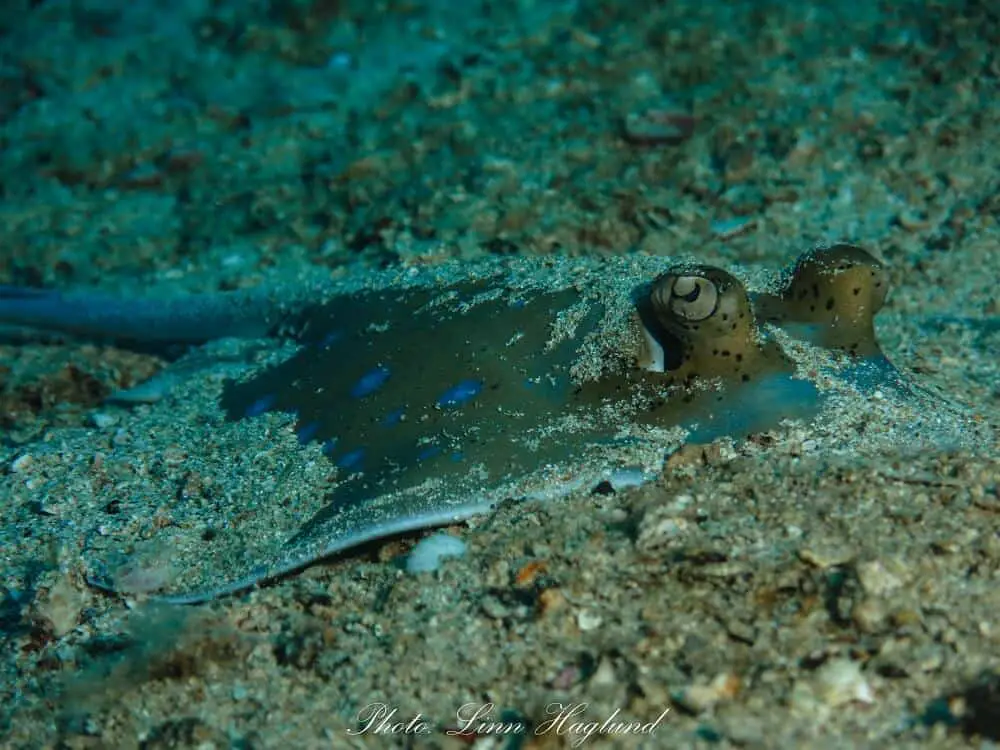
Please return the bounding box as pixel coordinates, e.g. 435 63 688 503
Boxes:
0 245 901 602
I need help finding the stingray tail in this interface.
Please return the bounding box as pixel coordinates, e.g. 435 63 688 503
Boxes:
0 285 282 346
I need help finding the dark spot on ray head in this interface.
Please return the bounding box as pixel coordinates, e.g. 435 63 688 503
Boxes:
437 379 484 408
350 364 392 399
825 297 835 311
245 393 276 418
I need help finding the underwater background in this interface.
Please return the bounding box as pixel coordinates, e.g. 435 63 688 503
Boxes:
0 0 998 747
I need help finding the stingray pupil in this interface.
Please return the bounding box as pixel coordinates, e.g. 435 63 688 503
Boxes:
680 285 701 303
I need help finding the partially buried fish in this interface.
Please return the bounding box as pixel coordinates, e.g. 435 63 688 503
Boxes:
0 244 913 602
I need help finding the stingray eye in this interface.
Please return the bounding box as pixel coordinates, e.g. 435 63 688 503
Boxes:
669 275 718 321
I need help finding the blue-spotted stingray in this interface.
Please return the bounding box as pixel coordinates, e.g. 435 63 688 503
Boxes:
0 245 915 602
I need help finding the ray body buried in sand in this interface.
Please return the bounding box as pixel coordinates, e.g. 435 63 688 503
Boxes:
0 244 975 602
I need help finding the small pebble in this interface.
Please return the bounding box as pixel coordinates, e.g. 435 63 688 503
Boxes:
32 575 85 638
108 373 179 404
799 543 855 569
636 512 691 551
622 109 696 145
480 595 509 620
852 597 887 633
89 412 118 428
673 673 741 713
855 558 905 596
606 466 654 490
576 609 603 632
710 217 757 240
405 533 467 574
811 658 875 707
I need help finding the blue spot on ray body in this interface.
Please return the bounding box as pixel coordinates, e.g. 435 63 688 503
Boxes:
296 421 320 444
219 285 605 515
381 407 405 426
417 445 442 461
245 393 276 418
436 379 483 408
318 330 342 348
336 448 365 470
350 364 391 398
684 373 822 444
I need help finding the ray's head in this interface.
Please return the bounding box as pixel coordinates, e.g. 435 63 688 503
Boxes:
647 265 771 381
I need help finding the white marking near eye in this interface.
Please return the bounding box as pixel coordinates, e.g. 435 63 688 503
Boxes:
640 321 666 372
